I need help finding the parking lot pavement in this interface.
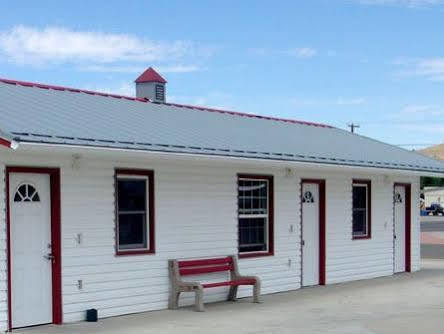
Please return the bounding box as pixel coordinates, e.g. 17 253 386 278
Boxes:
421 220 444 259
15 259 444 334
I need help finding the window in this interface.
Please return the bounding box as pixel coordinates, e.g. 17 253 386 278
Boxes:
115 169 155 255
14 183 40 202
155 84 165 101
352 179 371 239
238 174 274 257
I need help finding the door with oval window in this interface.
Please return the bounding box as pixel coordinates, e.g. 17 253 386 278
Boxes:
9 173 53 328
394 184 411 273
301 180 325 286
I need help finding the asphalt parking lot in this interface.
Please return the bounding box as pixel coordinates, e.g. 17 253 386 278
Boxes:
421 220 444 259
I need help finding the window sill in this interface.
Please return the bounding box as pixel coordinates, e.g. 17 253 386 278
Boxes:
116 249 155 256
239 251 273 259
352 235 371 240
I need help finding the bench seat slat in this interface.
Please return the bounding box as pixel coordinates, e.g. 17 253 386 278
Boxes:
178 257 232 268
179 264 232 276
202 279 257 288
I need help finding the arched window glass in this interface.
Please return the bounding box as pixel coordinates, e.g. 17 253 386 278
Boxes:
14 184 40 202
303 191 315 203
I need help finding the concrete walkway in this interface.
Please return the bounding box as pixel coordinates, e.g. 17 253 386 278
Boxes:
16 259 444 334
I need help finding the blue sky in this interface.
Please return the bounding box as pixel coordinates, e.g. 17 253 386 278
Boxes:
1 0 444 149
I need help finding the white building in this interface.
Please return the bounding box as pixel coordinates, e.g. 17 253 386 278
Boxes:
423 187 444 207
1 68 444 331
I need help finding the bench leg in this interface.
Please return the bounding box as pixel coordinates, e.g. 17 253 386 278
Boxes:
253 281 261 303
228 285 238 301
195 287 205 312
168 290 180 310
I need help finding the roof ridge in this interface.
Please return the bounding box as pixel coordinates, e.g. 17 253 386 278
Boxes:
0 77 333 128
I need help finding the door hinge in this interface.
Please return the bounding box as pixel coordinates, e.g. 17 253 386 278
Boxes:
302 240 305 246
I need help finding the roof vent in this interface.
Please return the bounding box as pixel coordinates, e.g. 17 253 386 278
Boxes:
135 67 167 102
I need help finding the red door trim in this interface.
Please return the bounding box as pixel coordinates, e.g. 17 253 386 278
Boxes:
394 183 412 273
5 166 62 330
301 179 326 285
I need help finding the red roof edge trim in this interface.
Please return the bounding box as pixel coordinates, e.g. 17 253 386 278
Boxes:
0 77 332 128
0 137 12 149
0 78 149 103
163 102 333 128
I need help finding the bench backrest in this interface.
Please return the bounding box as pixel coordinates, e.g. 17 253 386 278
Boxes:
178 257 233 276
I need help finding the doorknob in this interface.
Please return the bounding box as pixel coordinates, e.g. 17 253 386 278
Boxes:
44 254 55 262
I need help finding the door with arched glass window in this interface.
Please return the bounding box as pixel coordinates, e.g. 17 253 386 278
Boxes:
9 173 52 328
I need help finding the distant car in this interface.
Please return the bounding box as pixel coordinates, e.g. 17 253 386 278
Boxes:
425 203 444 216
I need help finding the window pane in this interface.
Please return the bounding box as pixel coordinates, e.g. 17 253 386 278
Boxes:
353 186 367 209
238 179 268 215
118 213 147 249
118 179 146 211
239 217 267 252
353 210 366 235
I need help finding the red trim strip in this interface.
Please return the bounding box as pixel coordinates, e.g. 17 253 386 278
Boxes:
301 179 326 285
0 77 332 128
5 167 62 330
0 137 12 149
394 183 412 272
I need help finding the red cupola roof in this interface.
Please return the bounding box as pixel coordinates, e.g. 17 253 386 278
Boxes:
135 67 167 84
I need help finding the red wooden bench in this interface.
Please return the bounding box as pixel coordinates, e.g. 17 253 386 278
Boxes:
168 255 261 311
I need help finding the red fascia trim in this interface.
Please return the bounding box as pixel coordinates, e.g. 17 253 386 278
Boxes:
0 137 13 149
352 179 372 240
114 169 155 256
0 78 149 103
163 101 332 128
394 183 412 272
237 174 274 259
301 179 326 285
5 166 62 330
0 77 332 129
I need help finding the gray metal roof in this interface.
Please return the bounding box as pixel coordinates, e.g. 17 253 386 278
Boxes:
1 78 444 174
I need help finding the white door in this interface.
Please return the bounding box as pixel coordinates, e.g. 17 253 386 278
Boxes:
302 183 320 286
10 173 53 328
394 185 406 273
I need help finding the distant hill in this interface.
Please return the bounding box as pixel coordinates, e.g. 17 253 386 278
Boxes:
419 143 444 161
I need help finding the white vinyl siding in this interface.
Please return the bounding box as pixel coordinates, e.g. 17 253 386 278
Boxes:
0 149 421 329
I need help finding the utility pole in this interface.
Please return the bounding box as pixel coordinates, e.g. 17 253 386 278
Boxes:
347 123 360 133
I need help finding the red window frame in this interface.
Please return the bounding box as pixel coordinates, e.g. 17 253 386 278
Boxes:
352 179 372 240
115 169 155 255
237 174 274 258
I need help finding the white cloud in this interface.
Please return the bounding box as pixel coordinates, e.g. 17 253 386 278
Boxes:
283 48 317 58
0 25 209 66
291 97 366 107
354 0 444 6
78 64 203 74
249 47 317 59
395 57 444 81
